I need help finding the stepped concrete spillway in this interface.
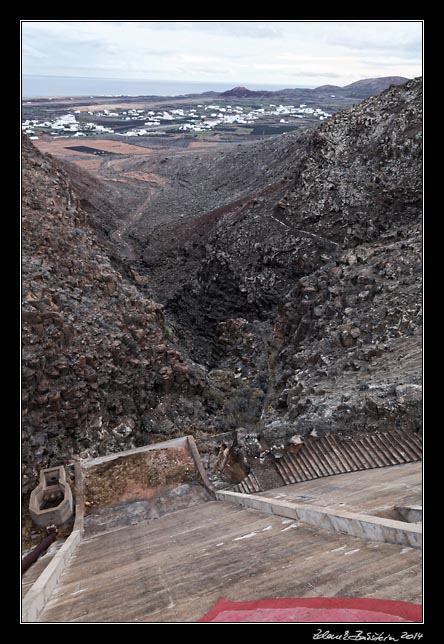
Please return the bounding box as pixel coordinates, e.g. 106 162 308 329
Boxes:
22 438 422 623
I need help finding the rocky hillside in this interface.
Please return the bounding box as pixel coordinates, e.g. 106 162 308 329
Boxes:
135 77 422 447
21 138 219 494
22 77 422 494
139 80 421 340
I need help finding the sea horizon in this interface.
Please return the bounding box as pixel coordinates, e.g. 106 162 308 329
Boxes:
22 74 311 98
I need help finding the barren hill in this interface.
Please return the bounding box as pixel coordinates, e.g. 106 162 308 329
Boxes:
218 76 410 100
342 76 410 97
313 77 410 99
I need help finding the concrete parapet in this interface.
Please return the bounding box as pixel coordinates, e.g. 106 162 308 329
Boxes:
81 437 189 469
216 490 422 550
22 530 81 622
186 436 216 496
22 465 84 622
396 505 422 523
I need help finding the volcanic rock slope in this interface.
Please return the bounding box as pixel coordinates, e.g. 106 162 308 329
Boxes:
138 77 422 443
21 78 422 492
21 138 215 494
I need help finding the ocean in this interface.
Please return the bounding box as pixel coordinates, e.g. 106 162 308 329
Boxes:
22 75 295 98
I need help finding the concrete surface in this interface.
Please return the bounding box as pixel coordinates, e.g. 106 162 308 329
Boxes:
396 506 423 523
24 451 423 623
29 466 73 528
37 501 422 623
23 438 213 621
22 530 82 622
83 483 212 536
263 462 422 517
21 463 84 623
216 490 422 549
80 437 190 469
22 540 65 599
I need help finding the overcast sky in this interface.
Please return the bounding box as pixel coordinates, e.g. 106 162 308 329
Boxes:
22 21 423 88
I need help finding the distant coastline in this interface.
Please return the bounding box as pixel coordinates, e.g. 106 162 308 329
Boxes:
22 75 298 98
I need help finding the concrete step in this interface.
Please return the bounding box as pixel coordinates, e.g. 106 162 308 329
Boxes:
233 470 262 494
273 431 422 488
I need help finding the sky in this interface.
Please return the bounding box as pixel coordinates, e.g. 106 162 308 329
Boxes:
21 21 423 88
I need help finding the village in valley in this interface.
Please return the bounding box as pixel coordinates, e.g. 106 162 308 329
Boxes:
22 92 339 145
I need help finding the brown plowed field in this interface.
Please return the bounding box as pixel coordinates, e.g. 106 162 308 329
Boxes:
35 138 154 157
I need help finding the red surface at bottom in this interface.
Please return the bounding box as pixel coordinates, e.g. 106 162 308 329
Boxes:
198 597 422 623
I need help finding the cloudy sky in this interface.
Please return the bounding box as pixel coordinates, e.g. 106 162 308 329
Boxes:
22 21 423 88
